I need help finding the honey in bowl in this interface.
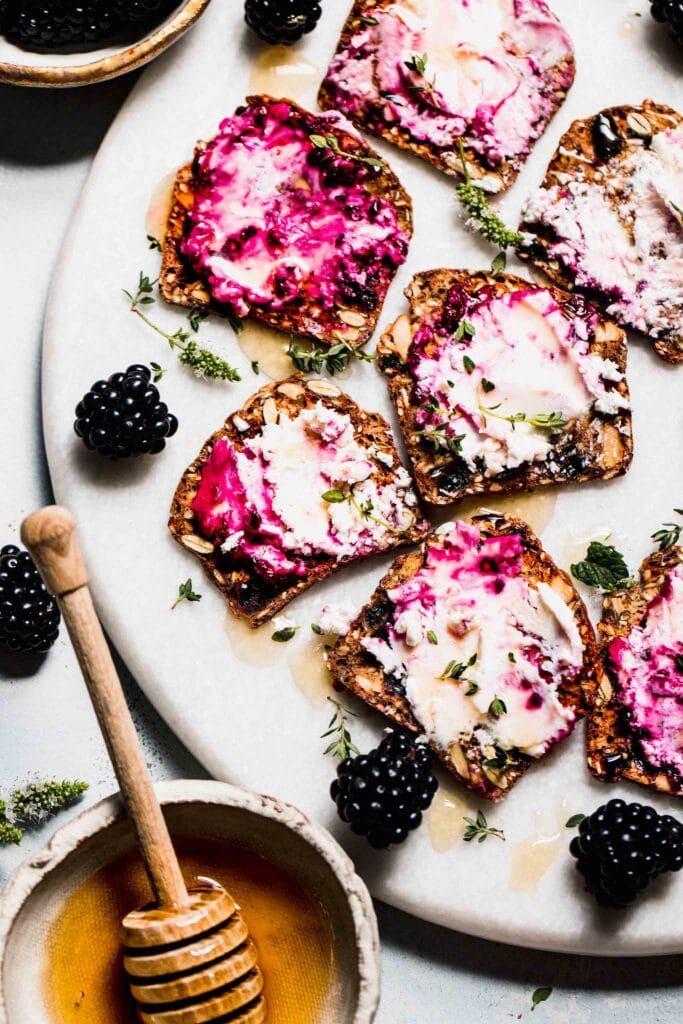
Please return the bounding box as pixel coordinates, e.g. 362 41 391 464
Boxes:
46 836 336 1023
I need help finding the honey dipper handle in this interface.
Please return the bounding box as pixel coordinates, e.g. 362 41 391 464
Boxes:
21 506 189 910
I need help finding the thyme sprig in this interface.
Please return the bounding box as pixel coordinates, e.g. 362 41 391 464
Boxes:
463 809 505 844
172 578 202 610
124 273 241 382
455 140 523 251
413 394 465 455
651 509 683 551
321 485 408 535
309 133 383 172
287 337 374 376
479 399 567 432
404 52 439 104
321 698 359 761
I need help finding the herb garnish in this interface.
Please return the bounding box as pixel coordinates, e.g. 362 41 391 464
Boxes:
147 234 162 251
321 486 407 535
478 400 567 432
463 355 475 374
251 360 260 375
571 541 632 592
437 653 477 680
427 630 438 645
309 133 383 172
481 377 495 393
150 361 165 382
361 14 379 25
491 251 507 275
404 53 439 104
1 781 89 844
455 140 523 250
651 509 683 551
321 698 359 760
172 578 202 609
287 337 374 376
483 746 514 771
272 625 299 642
531 987 553 1011
124 273 241 382
188 307 208 333
565 813 586 828
463 809 505 844
489 696 507 718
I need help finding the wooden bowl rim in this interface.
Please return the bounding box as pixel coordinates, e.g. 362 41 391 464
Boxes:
0 779 380 1023
0 0 211 87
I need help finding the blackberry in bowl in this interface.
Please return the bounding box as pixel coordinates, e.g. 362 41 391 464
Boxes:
0 0 211 87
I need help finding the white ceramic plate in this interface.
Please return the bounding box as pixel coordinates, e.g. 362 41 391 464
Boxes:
43 0 683 954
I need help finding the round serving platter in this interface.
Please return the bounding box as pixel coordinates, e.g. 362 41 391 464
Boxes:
42 0 683 954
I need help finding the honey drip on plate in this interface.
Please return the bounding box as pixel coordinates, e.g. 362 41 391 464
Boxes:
427 784 471 853
247 48 320 105
288 636 335 705
226 616 282 667
458 488 557 536
508 801 570 893
145 169 179 244
238 321 295 380
45 836 335 1024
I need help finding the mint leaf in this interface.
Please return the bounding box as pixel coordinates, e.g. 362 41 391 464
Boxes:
571 542 631 592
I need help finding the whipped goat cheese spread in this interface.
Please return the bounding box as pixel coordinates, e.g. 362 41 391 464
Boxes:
523 125 683 341
361 521 585 759
192 401 420 582
182 99 409 321
408 284 628 477
322 0 574 175
608 562 683 779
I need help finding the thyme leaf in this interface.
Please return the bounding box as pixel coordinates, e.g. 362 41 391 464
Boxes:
463 809 505 844
321 698 359 761
172 578 202 609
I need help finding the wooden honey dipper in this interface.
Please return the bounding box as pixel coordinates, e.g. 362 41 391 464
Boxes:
21 506 267 1024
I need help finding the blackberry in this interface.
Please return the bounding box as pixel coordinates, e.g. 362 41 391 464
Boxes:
570 799 683 908
112 0 176 26
0 546 60 653
244 0 322 45
650 1 683 49
74 364 178 460
331 730 438 849
3 1 122 52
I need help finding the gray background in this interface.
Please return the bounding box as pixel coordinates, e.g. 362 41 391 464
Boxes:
0 75 680 1022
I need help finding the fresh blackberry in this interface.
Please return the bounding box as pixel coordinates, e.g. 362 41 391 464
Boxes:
0 546 60 653
650 1 683 48
570 799 683 908
74 364 178 460
3 1 122 52
244 0 322 45
112 0 176 26
331 730 438 849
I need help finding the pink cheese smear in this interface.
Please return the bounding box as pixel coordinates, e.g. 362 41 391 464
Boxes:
181 99 409 322
609 562 683 780
322 0 574 176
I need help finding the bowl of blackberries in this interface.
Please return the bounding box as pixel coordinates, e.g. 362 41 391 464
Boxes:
0 0 212 87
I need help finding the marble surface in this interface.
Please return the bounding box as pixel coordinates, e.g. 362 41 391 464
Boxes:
0 37 681 1024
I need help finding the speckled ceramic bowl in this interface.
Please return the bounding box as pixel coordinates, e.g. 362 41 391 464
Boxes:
0 779 380 1023
0 0 212 87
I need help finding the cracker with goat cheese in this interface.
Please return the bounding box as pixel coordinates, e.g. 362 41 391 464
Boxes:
378 269 632 506
587 545 683 798
160 94 412 350
318 0 575 193
519 100 683 364
328 513 599 801
168 375 428 626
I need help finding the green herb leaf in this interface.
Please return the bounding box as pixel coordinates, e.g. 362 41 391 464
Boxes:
361 14 379 25
287 337 374 376
150 361 165 383
489 696 507 718
147 234 162 251
322 488 347 503
272 626 299 643
571 542 631 593
508 652 516 663
311 623 323 635
465 681 480 696
251 360 260 375
455 141 523 251
427 630 438 645
531 987 553 1011
481 378 495 393
651 509 683 551
438 654 476 680
188 307 208 333
309 133 382 172
454 319 475 342
463 355 475 374
491 251 507 275
10 781 88 826
321 698 359 760
172 578 202 609
565 813 586 828
483 746 513 771
463 809 505 844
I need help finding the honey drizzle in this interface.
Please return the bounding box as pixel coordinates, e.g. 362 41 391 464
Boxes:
45 836 335 1024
